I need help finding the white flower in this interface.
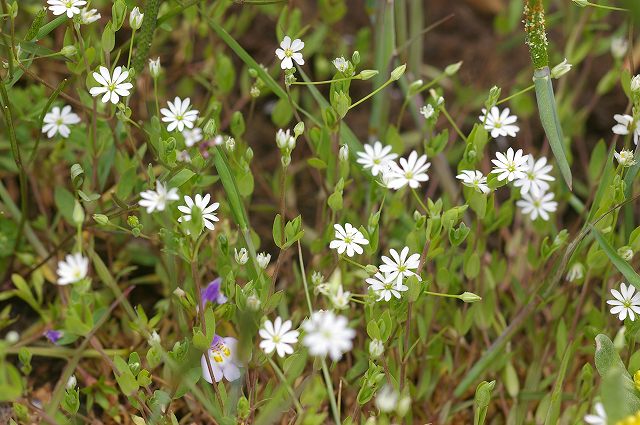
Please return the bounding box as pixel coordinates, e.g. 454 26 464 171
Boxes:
177 150 191 162
177 194 220 232
479 107 520 138
612 114 640 145
607 282 640 321
615 149 637 167
201 336 241 383
275 36 304 70
148 331 161 345
456 170 490 194
259 317 299 357
234 248 248 265
516 191 558 221
491 147 528 182
356 141 398 177
375 385 399 413
385 151 431 190
584 402 607 425
66 375 77 389
138 181 179 213
369 339 384 358
149 57 161 78
42 105 81 139
129 6 144 30
256 252 271 269
276 128 296 150
47 0 86 18
182 128 203 147
329 285 351 310
89 66 133 104
379 247 421 285
366 272 408 302
632 75 640 93
513 156 555 196
611 37 629 59
333 57 349 73
565 262 585 282
420 104 434 119
329 223 369 257
339 145 349 162
161 97 199 132
79 7 100 24
56 253 89 285
302 310 355 361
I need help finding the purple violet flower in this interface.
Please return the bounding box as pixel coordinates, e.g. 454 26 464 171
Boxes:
44 329 63 344
201 277 228 307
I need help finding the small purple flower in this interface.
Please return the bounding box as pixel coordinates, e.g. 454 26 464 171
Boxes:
201 277 227 307
44 329 63 344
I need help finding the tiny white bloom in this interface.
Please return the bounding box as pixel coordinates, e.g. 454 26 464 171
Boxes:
607 282 640 321
329 285 351 310
56 253 89 285
149 57 161 78
612 114 640 145
275 36 304 70
491 147 528 182
161 97 199 132
234 248 248 265
632 74 640 93
565 262 585 282
182 128 203 147
302 310 355 361
386 151 431 190
138 181 179 213
79 7 100 24
375 385 399 413
456 170 490 194
379 247 421 285
611 36 629 59
66 375 77 389
177 194 220 232
129 6 144 30
42 105 81 139
339 145 349 162
47 0 86 18
332 57 349 73
369 339 384 358
584 402 607 425
356 141 398 177
259 317 299 357
329 223 369 257
479 107 520 138
89 66 133 104
615 149 637 167
420 104 434 119
256 252 271 269
276 128 296 150
513 155 555 196
366 272 408 302
148 331 161 345
201 336 241 383
516 190 558 221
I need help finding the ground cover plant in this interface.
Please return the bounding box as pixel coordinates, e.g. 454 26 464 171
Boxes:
3 0 640 423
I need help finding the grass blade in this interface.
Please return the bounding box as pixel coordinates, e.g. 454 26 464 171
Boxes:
592 228 640 290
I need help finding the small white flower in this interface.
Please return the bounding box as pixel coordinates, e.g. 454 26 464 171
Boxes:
329 223 369 257
66 375 77 389
47 0 86 18
259 317 299 357
182 128 203 147
611 37 629 59
129 6 144 30
615 149 637 167
311 272 325 286
491 147 528 182
256 252 271 269
565 262 585 282
369 339 384 358
89 66 133 104
161 97 199 132
632 74 640 93
148 331 161 345
79 7 100 24
608 283 640 321
329 285 351 310
149 57 161 78
339 145 349 162
456 170 490 194
332 57 349 73
225 136 236 152
42 105 81 139
513 155 555 196
138 181 179 213
276 128 296 150
201 336 241 383
302 310 355 361
385 151 431 190
550 58 571 79
584 402 607 425
612 114 640 145
420 104 434 119
275 36 304 70
479 107 520 138
379 247 421 285
56 253 89 285
366 272 408 302
177 194 220 232
516 190 558 221
356 141 398 177
234 248 248 265
375 385 399 413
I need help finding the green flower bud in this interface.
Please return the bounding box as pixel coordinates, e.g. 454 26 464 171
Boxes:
358 70 378 80
93 214 109 225
460 291 482 303
203 119 217 139
60 45 77 58
390 64 407 81
444 61 463 76
365 264 378 275
293 121 305 138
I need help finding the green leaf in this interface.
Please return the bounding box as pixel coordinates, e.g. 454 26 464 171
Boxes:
592 228 640 290
113 355 139 396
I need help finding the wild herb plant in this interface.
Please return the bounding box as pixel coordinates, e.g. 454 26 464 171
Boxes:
2 0 640 424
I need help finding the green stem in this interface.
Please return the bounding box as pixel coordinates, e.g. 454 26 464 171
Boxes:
291 75 361 85
410 188 429 213
339 255 369 271
440 106 467 142
6 346 129 358
127 29 136 69
497 84 535 105
266 357 304 414
584 1 627 11
424 291 461 299
349 78 395 110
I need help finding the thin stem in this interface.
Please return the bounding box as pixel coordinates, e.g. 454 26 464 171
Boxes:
440 106 467 142
291 75 361 85
585 1 628 11
349 78 395 110
410 188 429 213
424 291 461 299
339 255 369 271
266 357 304 414
497 84 535 105
127 29 136 69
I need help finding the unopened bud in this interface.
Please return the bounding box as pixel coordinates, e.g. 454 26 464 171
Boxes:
93 214 109 225
369 339 384 358
359 70 378 80
390 64 406 81
444 61 462 76
459 291 482 303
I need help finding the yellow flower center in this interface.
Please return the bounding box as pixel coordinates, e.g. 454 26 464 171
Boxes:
616 411 640 425
284 48 293 58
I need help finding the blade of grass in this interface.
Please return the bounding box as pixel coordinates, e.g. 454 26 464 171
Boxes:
592 228 640 290
369 0 395 136
543 340 575 424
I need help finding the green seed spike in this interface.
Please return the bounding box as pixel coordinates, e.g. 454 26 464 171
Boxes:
524 0 573 189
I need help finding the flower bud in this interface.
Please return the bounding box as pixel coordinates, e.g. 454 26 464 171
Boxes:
276 129 295 150
149 57 161 78
396 394 411 416
203 119 217 139
550 58 572 79
281 155 291 168
618 246 634 261
632 75 640 93
611 37 628 60
225 136 236 152
293 121 305 138
369 339 384 358
72 201 85 225
250 85 260 98
351 50 360 65
572 0 588 6
459 291 482 303
407 79 423 97
66 374 77 389
444 61 462 76
256 252 271 269
60 45 77 58
365 264 378 275
93 214 109 225
5 330 19 344
311 272 324 286
615 149 636 167
339 145 349 162
173 287 186 297
247 294 261 311
565 262 585 282
390 64 406 81
359 70 378 80
234 247 249 265
148 330 161 345
375 385 399 412
129 7 144 30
